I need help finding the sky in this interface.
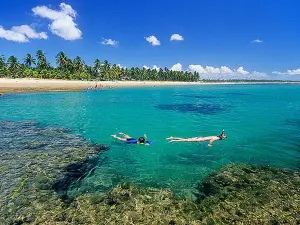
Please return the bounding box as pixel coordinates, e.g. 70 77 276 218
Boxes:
1 0 300 80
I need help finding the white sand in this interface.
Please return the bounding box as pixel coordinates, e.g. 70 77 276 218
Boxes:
0 78 298 93
0 78 202 92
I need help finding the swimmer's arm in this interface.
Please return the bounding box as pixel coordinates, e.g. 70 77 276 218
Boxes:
208 139 215 147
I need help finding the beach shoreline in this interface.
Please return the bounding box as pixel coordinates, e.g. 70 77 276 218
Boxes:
0 78 299 93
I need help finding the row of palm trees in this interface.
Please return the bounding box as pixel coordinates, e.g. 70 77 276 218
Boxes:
0 50 200 82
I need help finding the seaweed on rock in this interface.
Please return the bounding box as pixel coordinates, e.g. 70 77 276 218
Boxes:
15 163 298 225
196 164 300 224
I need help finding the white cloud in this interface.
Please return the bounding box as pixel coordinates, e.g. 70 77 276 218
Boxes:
170 33 184 41
272 69 300 75
32 3 82 40
188 64 207 74
286 69 300 75
251 71 269 78
143 65 160 71
0 26 29 42
116 64 126 69
152 65 160 71
145 35 160 46
171 63 182 71
251 39 263 43
205 66 221 74
272 69 300 81
220 66 234 74
0 25 47 42
188 64 269 80
12 25 47 39
236 66 250 75
101 38 118 46
272 71 284 75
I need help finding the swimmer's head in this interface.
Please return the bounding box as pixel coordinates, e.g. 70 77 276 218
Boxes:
220 134 227 140
138 137 145 143
219 130 227 140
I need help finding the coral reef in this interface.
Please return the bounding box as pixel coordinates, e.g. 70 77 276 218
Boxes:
0 121 299 224
0 121 109 224
196 164 300 224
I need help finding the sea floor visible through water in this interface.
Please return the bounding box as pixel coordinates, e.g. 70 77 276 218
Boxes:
1 84 300 198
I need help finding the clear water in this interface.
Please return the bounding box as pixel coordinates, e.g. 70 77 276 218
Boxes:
1 84 300 197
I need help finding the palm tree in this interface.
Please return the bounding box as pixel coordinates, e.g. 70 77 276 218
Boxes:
7 56 19 78
24 54 36 68
56 51 68 71
73 56 85 73
0 55 6 69
36 50 48 71
92 59 102 80
102 60 110 80
0 55 7 77
1 50 200 82
7 56 18 69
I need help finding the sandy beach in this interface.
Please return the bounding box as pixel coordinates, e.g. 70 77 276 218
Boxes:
0 78 200 93
0 78 299 93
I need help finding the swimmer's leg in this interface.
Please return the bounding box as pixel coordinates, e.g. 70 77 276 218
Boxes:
169 138 203 143
118 132 132 139
111 135 127 142
166 136 184 140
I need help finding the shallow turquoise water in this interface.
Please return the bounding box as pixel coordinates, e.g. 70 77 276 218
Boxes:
1 84 300 197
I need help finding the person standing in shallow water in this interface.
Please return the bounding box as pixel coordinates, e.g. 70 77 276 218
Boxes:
166 129 227 147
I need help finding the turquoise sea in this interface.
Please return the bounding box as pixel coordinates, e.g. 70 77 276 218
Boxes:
1 84 300 197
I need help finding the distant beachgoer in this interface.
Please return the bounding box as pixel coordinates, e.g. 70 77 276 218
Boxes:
111 132 151 145
166 130 227 147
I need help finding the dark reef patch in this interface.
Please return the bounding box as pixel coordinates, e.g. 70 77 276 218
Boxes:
156 103 227 115
0 120 109 224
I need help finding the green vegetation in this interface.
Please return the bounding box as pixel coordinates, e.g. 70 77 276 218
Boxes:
0 51 199 82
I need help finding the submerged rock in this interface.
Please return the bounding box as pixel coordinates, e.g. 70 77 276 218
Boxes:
0 120 109 224
196 164 300 224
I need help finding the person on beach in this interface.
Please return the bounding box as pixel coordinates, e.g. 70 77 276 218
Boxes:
166 129 226 147
111 132 151 145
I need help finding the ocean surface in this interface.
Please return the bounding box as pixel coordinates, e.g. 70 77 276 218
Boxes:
1 84 300 197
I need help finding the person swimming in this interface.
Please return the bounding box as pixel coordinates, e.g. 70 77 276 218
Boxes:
166 129 227 147
111 132 151 145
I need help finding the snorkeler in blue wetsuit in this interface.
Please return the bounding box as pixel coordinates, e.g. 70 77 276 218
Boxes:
111 132 152 145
